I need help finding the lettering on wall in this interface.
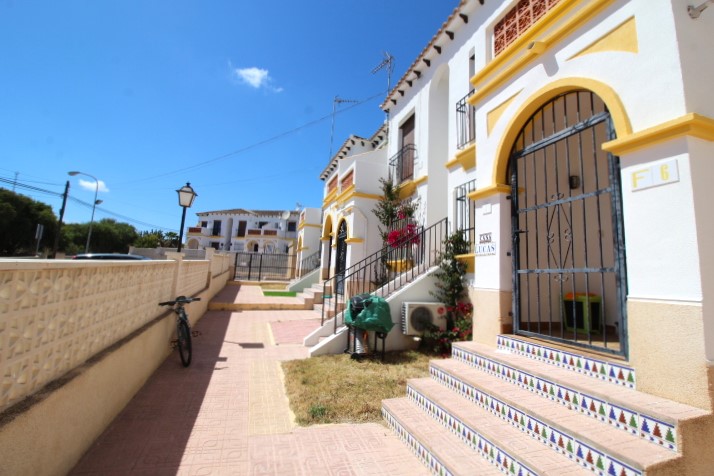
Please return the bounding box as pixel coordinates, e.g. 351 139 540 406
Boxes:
476 232 497 256
631 159 679 192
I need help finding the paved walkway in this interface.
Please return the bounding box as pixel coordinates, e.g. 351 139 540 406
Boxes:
70 285 428 476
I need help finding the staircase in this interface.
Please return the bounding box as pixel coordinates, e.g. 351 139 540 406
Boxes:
383 335 711 476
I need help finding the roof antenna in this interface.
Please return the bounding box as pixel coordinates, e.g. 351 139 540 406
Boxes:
371 51 395 94
372 51 395 136
329 96 358 161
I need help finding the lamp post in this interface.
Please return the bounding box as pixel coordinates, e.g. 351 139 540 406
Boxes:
176 182 197 253
68 171 101 254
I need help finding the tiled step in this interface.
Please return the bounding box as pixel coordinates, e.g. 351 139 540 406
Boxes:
404 378 594 476
431 358 680 476
382 398 505 476
497 335 637 389
301 286 323 305
452 341 709 454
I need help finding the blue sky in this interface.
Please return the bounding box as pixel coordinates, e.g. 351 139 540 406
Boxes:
0 1 457 233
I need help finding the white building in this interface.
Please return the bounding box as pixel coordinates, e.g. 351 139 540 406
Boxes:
319 125 389 281
186 209 302 253
373 0 714 473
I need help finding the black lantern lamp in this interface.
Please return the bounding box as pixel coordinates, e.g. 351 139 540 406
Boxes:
176 182 197 252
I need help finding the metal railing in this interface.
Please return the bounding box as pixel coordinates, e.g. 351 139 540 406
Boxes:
389 144 416 184
298 251 321 278
321 218 448 333
234 252 295 281
456 89 476 149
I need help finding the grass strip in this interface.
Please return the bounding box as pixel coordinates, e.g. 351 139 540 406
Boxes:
262 290 297 297
282 350 434 425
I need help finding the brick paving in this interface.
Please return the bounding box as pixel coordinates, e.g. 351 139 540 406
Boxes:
69 286 428 476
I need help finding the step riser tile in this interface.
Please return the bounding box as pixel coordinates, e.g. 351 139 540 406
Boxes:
429 366 644 476
451 346 678 452
497 336 636 389
405 385 539 476
382 408 454 476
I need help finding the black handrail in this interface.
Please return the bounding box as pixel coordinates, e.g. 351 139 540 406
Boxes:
320 218 449 332
298 251 321 277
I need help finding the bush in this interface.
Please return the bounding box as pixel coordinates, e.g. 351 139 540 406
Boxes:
421 302 473 356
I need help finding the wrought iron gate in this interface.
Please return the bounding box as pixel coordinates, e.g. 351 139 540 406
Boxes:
334 221 348 294
510 91 628 357
234 252 296 281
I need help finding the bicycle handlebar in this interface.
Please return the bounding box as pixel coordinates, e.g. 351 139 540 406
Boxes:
159 296 201 306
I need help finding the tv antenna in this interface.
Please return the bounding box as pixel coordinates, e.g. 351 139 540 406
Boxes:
329 95 358 160
371 51 395 95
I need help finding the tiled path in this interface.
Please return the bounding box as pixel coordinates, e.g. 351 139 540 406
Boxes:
70 288 428 476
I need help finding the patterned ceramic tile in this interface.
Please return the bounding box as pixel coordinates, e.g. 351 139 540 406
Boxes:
496 335 637 389
405 387 538 476
452 344 677 453
382 408 453 476
427 368 643 476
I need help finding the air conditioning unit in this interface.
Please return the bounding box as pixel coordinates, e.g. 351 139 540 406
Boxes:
401 302 447 336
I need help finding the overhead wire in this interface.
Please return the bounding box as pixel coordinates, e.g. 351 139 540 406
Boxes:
115 90 387 186
0 178 176 232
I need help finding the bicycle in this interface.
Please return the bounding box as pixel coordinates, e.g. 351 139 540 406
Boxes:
159 296 201 367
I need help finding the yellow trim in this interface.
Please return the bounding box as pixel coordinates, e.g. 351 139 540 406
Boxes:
337 189 383 206
491 78 631 185
321 215 334 240
603 113 714 155
569 17 638 60
398 181 417 199
469 0 616 107
335 184 355 206
454 143 476 170
467 184 510 201
445 157 461 169
352 192 383 200
455 253 475 274
322 188 338 208
298 223 322 231
346 238 364 244
487 92 521 136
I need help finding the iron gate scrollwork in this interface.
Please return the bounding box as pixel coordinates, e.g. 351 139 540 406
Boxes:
334 221 348 294
510 90 628 357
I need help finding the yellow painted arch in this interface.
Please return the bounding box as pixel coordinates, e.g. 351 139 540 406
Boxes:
492 78 632 185
321 214 334 240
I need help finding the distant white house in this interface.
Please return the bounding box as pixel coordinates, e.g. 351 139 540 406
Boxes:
186 209 303 253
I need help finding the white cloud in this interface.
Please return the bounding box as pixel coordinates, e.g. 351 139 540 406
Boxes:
78 179 109 193
231 65 283 93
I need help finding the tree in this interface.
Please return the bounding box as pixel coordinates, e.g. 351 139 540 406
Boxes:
0 189 58 256
62 219 138 254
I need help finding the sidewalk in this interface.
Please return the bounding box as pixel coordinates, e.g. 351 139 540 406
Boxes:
70 285 428 475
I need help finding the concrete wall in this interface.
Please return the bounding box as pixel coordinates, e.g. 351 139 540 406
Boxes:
0 253 232 476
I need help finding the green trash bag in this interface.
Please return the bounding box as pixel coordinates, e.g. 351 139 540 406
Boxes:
344 294 395 334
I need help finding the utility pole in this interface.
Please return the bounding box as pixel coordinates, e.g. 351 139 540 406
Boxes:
51 180 70 258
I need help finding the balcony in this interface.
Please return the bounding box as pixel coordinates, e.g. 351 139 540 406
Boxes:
389 144 416 184
456 89 476 150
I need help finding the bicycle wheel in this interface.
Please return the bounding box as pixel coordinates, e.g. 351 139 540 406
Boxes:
177 319 192 367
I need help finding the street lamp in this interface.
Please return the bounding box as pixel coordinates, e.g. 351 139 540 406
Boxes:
176 182 197 253
68 170 101 254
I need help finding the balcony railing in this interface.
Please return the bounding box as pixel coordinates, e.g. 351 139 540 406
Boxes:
456 90 476 149
389 144 416 184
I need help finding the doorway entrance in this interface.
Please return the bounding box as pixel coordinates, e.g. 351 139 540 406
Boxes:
509 90 628 357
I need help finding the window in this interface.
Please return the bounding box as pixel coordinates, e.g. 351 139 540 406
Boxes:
201 221 208 228
287 221 297 232
454 180 477 251
212 220 222 236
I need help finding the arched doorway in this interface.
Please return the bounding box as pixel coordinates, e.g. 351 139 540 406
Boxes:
509 90 628 357
334 220 348 294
